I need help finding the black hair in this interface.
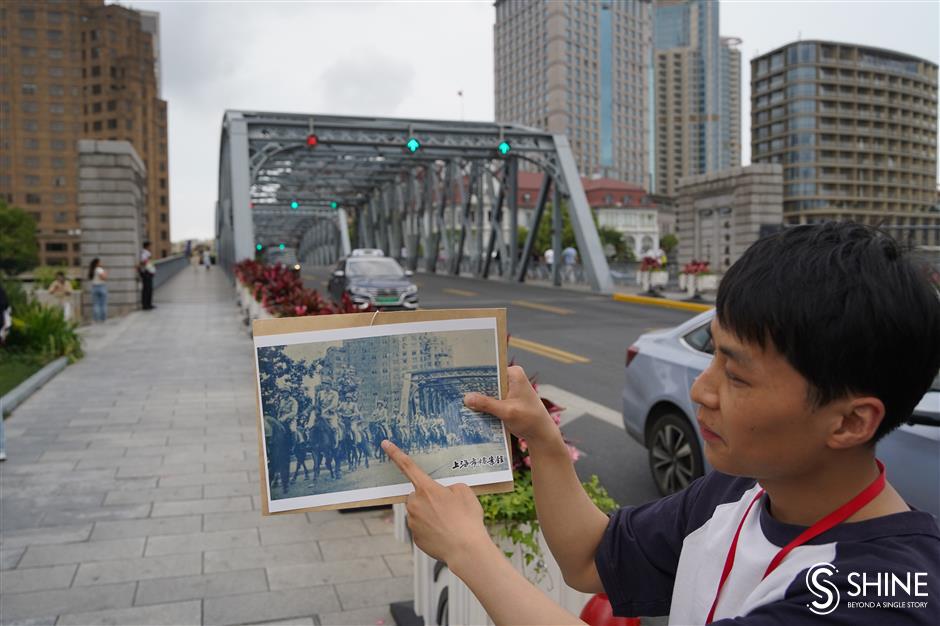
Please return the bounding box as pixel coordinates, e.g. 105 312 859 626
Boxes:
716 221 940 444
143 240 151 248
88 258 100 280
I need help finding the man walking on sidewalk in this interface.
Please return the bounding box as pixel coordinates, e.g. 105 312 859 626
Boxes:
139 240 156 310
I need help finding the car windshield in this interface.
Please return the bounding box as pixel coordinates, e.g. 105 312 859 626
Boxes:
346 258 404 278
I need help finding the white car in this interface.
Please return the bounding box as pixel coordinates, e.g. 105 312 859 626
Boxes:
622 309 939 517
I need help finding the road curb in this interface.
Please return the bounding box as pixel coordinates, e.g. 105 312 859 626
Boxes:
612 293 713 313
0 356 68 417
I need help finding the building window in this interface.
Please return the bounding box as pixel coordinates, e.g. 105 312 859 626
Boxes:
93 121 102 131
26 193 41 204
53 193 67 204
45 242 68 252
51 139 65 150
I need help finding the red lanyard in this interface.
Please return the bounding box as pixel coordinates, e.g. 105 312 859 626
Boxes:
705 460 886 624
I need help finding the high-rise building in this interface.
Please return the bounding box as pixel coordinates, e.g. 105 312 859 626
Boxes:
652 0 740 197
494 0 653 186
751 41 939 246
0 0 170 267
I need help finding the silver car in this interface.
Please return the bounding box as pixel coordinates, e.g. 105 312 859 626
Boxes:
622 309 940 517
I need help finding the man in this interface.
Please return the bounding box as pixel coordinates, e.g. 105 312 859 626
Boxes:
561 245 577 282
384 222 940 625
315 380 340 432
139 240 156 310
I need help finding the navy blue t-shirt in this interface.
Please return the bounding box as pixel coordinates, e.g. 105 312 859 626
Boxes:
595 471 940 624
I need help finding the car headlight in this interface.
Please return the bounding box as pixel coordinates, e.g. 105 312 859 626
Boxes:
293 264 301 271
405 284 418 294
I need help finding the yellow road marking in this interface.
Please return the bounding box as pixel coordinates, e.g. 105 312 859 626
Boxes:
612 293 713 313
443 288 478 297
508 337 591 364
511 300 574 316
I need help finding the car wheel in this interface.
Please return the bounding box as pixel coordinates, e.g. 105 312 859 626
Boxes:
647 412 704 496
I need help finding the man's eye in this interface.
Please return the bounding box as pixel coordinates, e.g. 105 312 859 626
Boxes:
725 370 745 385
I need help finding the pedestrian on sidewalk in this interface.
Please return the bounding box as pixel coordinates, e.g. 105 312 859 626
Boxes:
88 258 108 322
382 221 940 625
202 248 212 270
543 247 554 278
0 283 10 345
0 282 9 461
561 245 578 282
47 271 73 321
139 241 156 310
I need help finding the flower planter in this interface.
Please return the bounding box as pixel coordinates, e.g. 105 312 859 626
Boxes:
697 274 719 292
650 270 668 288
678 273 688 291
400 504 591 626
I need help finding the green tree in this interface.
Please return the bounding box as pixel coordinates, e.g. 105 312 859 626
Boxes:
0 200 39 275
597 226 635 262
660 233 679 256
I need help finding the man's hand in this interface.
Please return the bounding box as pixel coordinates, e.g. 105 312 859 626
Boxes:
464 365 559 446
382 440 491 564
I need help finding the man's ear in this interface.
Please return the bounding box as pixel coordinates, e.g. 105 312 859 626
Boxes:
828 396 886 449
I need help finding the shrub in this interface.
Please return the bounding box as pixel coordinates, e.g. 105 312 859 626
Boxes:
235 260 361 317
8 301 83 362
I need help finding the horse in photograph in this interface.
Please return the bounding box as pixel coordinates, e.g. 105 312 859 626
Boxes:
306 415 340 480
289 428 311 484
349 421 371 469
369 421 390 462
264 415 293 496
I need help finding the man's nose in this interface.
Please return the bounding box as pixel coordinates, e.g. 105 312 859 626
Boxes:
690 363 719 410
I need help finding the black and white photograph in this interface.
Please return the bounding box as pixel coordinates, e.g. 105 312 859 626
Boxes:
253 315 511 513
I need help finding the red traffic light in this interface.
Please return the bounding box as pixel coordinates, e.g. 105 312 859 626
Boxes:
306 134 318 147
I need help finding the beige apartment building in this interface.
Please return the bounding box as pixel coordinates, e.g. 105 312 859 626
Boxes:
0 0 170 267
494 0 653 186
751 41 938 246
653 0 741 197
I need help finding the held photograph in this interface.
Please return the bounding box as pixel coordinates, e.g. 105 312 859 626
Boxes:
252 311 512 513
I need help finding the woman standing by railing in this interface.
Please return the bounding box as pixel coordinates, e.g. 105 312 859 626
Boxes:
88 258 108 322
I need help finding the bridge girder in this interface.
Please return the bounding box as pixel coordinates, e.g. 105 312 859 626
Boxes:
216 111 613 293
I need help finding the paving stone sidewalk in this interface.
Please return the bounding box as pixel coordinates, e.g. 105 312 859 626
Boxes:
0 267 412 626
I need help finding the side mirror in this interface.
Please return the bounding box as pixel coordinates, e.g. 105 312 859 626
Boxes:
332 270 345 278
404 270 414 277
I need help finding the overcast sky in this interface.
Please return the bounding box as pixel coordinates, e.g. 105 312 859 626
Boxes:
119 1 939 242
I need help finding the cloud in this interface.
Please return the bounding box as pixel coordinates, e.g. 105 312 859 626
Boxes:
317 52 415 116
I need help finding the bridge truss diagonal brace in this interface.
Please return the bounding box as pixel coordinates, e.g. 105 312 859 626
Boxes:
553 134 613 294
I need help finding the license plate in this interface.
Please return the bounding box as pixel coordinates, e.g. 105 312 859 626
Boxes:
376 297 398 304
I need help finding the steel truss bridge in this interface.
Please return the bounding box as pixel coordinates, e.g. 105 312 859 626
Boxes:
216 111 613 292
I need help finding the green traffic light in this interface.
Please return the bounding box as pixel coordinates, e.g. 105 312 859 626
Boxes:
279 243 285 250
498 141 511 156
290 200 299 209
256 244 263 251
330 201 338 209
406 137 420 153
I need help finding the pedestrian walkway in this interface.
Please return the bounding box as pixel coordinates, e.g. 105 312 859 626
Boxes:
0 267 411 626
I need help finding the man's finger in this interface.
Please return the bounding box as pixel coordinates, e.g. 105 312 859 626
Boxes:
382 440 434 489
